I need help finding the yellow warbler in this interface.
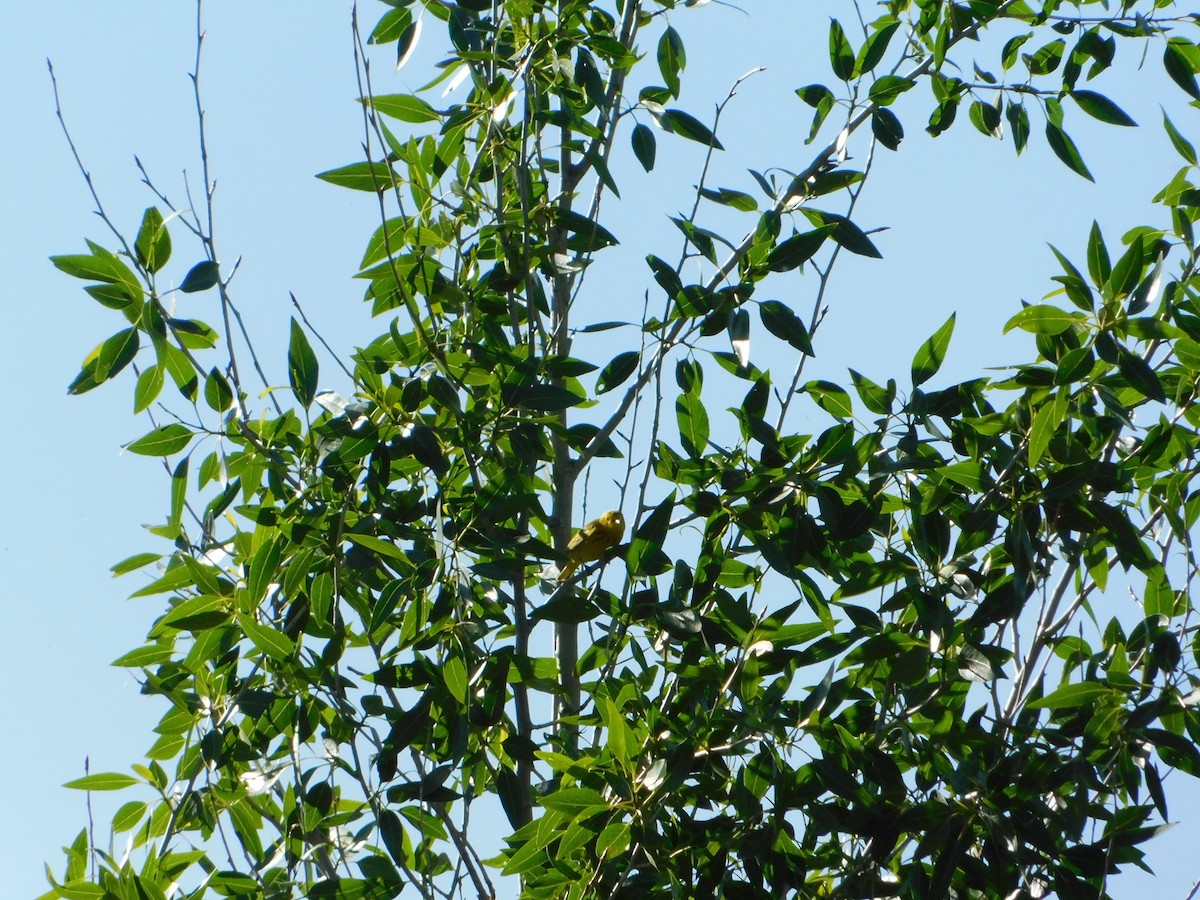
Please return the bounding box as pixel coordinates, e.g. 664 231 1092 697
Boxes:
559 510 625 582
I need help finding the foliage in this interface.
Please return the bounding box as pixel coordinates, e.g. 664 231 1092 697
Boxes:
41 0 1200 898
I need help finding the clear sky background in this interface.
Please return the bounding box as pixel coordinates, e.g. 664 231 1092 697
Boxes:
2 2 1197 897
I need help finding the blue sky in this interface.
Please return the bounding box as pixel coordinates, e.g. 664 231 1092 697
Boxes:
2 2 1197 896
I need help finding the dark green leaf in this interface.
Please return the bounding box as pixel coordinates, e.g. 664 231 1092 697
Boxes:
1006 101 1030 154
802 210 882 258
1070 90 1136 126
202 367 231 413
378 809 409 866
656 109 724 150
631 123 656 171
597 351 639 394
855 19 900 76
557 209 619 251
766 226 834 271
96 328 139 382
1162 111 1197 165
179 260 220 293
1164 39 1200 100
288 317 319 408
759 301 814 355
1118 349 1166 403
698 186 757 212
871 107 904 150
1045 122 1094 181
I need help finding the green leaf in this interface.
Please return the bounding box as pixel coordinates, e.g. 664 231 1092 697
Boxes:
96 328 139 382
1086 220 1111 287
1045 122 1094 181
288 317 319 407
134 207 172 274
804 380 852 419
204 367 234 412
855 19 900 76
1024 38 1065 75
133 365 164 415
316 161 401 192
828 19 855 81
1027 394 1063 467
368 6 412 44
1107 235 1144 300
51 248 140 294
1027 681 1121 709
848 369 894 415
868 75 915 106
699 186 757 212
796 83 834 108
759 301 814 355
179 260 220 293
657 26 686 97
237 614 296 662
656 109 724 150
597 351 639 394
443 655 469 704
540 787 609 817
968 100 1002 138
911 313 955 387
1002 32 1033 70
1162 110 1197 165
370 93 440 123
1175 337 1200 370
112 800 149 832
1003 304 1083 335
110 552 162 576
1070 90 1136 127
631 123 656 172
676 392 710 458
125 423 193 457
63 773 140 791
1005 101 1030 154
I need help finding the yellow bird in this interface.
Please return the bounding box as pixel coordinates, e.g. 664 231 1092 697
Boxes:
559 510 625 582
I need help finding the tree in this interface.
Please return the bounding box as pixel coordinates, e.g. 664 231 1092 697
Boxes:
40 0 1200 897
